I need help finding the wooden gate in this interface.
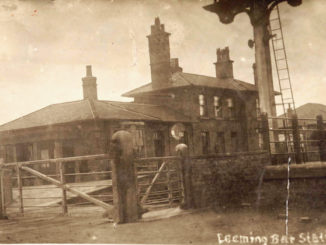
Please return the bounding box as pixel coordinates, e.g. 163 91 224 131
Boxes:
0 154 185 218
0 154 114 218
136 156 184 209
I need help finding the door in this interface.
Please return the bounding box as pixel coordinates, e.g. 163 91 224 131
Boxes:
154 131 165 157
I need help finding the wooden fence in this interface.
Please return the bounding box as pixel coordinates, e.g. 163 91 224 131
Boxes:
260 113 326 164
0 154 184 218
0 154 113 217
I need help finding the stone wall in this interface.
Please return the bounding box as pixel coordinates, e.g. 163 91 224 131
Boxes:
188 152 326 211
189 151 269 208
259 162 326 210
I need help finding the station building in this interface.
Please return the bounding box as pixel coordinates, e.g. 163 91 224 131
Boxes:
0 18 262 179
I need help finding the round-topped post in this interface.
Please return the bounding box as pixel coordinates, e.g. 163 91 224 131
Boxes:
176 143 194 209
110 130 138 223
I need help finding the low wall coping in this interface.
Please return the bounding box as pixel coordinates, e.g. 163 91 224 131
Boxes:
190 151 268 160
264 161 326 180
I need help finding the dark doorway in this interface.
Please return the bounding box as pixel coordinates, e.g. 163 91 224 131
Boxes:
231 132 239 152
201 131 210 155
16 143 33 162
215 132 226 153
154 131 165 157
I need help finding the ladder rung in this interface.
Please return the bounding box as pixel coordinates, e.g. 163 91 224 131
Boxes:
280 78 289 80
281 88 291 91
271 28 281 31
270 18 279 22
278 68 288 71
274 103 294 106
276 58 286 61
275 48 284 51
283 98 293 101
273 38 283 42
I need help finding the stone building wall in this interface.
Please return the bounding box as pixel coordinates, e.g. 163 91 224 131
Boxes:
134 87 260 156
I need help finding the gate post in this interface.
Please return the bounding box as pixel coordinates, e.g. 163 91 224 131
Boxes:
292 114 302 164
316 115 326 161
110 130 138 223
176 143 193 209
261 113 270 153
0 169 5 219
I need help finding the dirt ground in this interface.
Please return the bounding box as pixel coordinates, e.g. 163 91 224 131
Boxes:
1 206 326 244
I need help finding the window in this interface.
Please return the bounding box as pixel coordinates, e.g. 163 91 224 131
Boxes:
226 98 235 118
40 149 50 168
215 132 226 153
214 96 222 118
201 131 210 154
231 132 239 152
132 129 144 157
198 94 207 117
4 145 14 163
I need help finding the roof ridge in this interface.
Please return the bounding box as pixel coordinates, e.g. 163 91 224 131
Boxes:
105 101 161 121
87 99 97 119
97 100 161 107
177 72 194 86
121 83 151 96
182 72 256 87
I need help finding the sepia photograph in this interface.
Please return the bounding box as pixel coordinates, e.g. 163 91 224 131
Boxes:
0 0 325 244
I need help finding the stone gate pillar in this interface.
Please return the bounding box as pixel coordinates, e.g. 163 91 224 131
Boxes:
176 143 193 209
110 130 138 223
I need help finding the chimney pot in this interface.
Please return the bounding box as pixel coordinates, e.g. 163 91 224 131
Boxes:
86 65 92 77
215 46 234 79
82 65 98 100
148 17 171 89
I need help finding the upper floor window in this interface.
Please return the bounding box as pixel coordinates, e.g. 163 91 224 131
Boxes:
226 98 235 118
214 96 222 118
198 94 207 117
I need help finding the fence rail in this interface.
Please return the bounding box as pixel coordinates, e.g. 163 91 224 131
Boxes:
0 153 185 219
259 113 326 164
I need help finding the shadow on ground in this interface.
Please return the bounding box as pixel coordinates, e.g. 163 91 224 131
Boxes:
0 206 325 244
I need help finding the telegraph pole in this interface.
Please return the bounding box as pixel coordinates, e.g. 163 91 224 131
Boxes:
203 0 301 117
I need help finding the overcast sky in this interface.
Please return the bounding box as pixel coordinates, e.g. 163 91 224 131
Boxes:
0 0 325 124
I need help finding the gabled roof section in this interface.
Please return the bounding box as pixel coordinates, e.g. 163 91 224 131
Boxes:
0 99 192 132
122 72 258 97
279 103 326 119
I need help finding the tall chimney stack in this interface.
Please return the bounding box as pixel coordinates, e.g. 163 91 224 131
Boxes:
214 47 234 79
82 65 98 100
147 17 171 90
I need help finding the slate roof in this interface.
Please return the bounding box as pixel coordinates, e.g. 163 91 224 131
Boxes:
279 103 326 119
123 72 259 97
0 99 192 132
